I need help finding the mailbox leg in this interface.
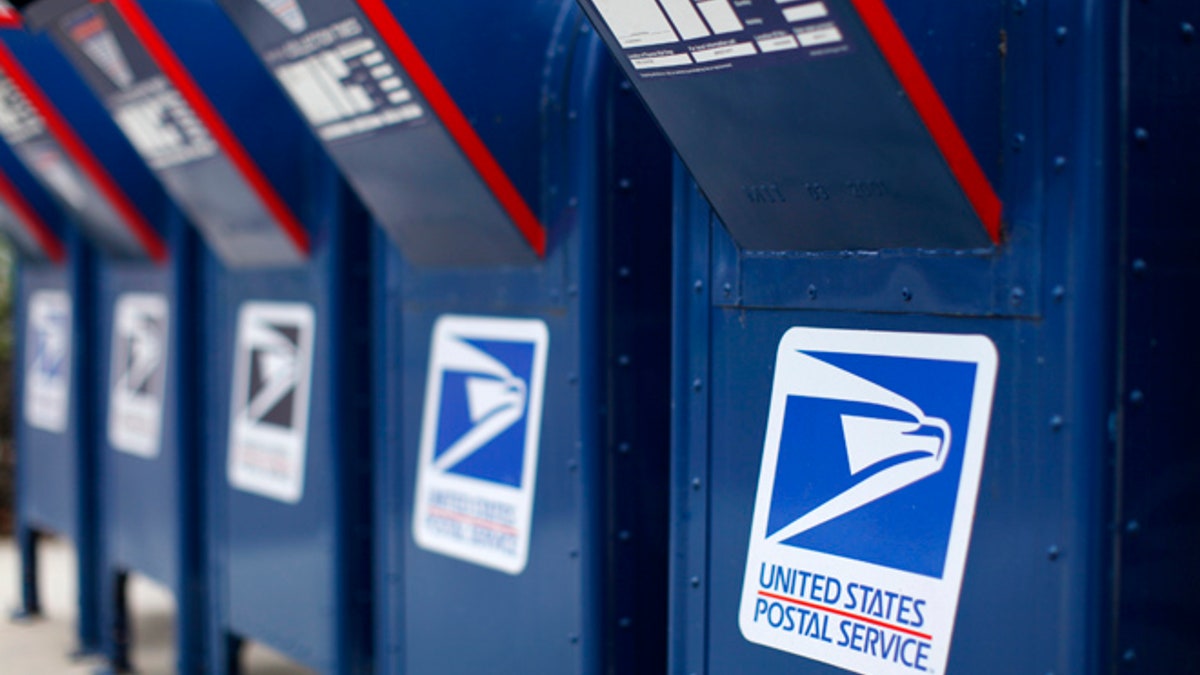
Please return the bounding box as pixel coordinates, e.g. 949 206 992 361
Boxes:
225 633 244 675
11 525 40 621
108 571 132 673
209 626 244 675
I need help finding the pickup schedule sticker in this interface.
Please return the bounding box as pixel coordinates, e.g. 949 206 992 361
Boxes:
589 0 854 78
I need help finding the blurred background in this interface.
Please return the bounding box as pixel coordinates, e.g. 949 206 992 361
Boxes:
0 239 13 538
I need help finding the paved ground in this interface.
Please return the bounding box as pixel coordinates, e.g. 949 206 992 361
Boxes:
0 536 312 673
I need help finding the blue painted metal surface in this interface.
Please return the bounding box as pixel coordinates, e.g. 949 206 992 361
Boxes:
373 17 674 673
0 133 96 650
0 20 203 672
381 15 673 675
114 2 373 672
89 226 202 674
1116 0 1200 670
214 0 675 671
21 0 374 671
586 0 1188 671
0 24 176 658
197 181 371 674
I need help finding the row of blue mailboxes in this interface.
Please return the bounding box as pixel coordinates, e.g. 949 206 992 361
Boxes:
2 0 1195 673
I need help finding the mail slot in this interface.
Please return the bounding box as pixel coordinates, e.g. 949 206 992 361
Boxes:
579 0 1196 673
216 0 674 671
22 0 374 671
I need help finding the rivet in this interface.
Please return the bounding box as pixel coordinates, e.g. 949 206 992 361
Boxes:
692 477 702 490
901 287 913 302
694 279 704 293
618 617 632 629
1052 285 1066 302
617 354 631 367
1012 132 1026 151
1055 26 1069 42
617 442 631 454
1182 22 1196 42
619 80 633 91
723 282 733 296
569 634 580 644
1131 258 1147 274
690 576 701 588
567 196 579 208
1010 287 1026 306
1134 127 1149 144
1050 415 1064 431
692 378 703 392
1129 389 1144 405
1126 520 1140 534
1123 648 1136 662
1047 545 1061 561
1053 156 1067 171
569 549 580 558
567 110 578 121
618 266 631 278
617 178 632 190
1013 0 1027 14
568 459 578 472
618 530 631 541
568 373 579 385
807 284 818 300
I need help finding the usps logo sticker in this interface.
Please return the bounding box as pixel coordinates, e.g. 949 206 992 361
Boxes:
23 290 72 433
107 293 169 458
227 302 315 504
412 315 549 575
739 327 998 675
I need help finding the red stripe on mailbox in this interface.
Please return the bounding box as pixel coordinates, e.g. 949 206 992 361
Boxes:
105 0 311 258
0 169 66 263
848 0 1003 243
0 10 22 29
354 0 547 258
0 43 167 262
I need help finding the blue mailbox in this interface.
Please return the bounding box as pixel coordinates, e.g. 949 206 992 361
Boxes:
23 0 375 671
580 0 1200 673
1 21 204 673
0 21 174 659
216 0 675 672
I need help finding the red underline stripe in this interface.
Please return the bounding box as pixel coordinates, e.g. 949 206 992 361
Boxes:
427 506 518 536
0 42 167 262
848 0 1002 243
0 11 22 29
757 590 933 641
106 0 310 258
0 168 66 262
354 0 546 257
